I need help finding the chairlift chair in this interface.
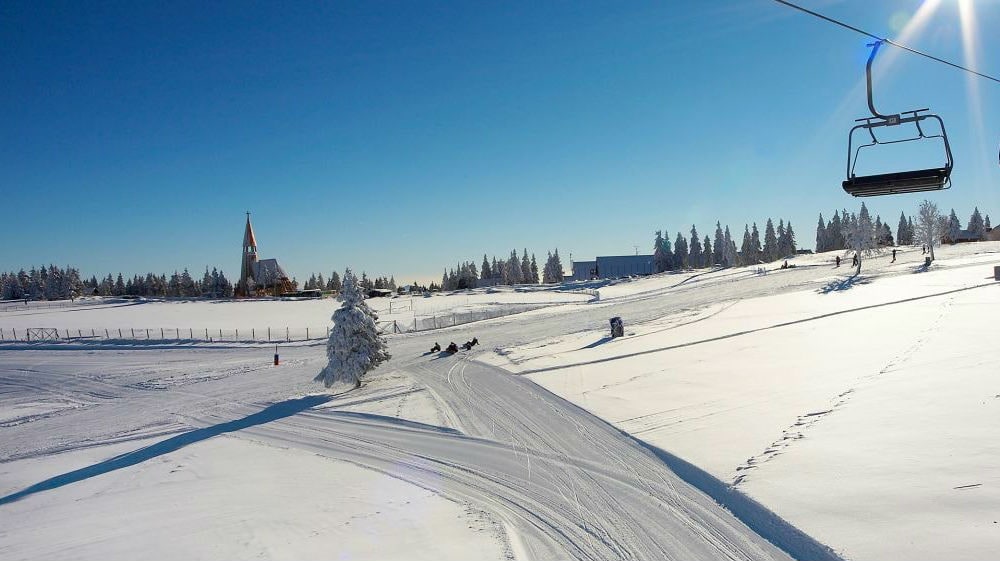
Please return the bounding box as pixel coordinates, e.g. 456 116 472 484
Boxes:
843 41 953 197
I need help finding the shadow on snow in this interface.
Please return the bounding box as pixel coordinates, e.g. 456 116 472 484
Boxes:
0 394 332 506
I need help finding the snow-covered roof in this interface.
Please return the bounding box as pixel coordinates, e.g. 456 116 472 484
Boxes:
252 259 288 284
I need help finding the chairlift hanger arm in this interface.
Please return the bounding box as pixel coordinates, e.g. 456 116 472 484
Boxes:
865 41 900 123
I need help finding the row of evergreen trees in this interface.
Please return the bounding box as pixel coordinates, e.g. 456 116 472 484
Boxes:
0 266 235 300
817 206 991 253
439 249 565 290
653 219 797 272
302 271 397 292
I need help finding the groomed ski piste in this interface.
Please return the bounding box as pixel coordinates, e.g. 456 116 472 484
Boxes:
2 243 998 561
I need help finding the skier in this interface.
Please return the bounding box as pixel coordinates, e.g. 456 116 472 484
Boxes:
446 342 459 353
430 342 441 353
852 253 859 267
835 255 841 268
892 249 897 262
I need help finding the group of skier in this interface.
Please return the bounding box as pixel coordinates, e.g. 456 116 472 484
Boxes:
430 337 479 355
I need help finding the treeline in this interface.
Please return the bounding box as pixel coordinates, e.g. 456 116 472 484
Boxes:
302 270 397 292
0 265 235 300
817 205 991 252
438 249 565 291
653 219 797 272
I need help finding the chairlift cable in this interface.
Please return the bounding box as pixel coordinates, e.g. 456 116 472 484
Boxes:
771 0 1000 84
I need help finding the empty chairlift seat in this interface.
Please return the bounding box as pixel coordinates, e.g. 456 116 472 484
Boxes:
842 165 951 197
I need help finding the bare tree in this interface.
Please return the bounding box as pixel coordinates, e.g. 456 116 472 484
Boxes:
914 199 945 262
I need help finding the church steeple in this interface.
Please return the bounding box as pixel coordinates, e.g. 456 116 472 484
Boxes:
242 211 257 252
236 212 259 297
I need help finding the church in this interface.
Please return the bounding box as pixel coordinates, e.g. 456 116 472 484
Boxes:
234 213 294 297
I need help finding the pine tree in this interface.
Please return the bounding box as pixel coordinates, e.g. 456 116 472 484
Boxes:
943 209 961 243
673 232 688 269
740 225 752 265
329 271 341 292
968 207 985 240
785 222 797 256
985 215 992 230
713 222 725 265
723 225 735 267
521 249 531 283
828 211 844 250
703 235 712 268
896 213 908 246
762 219 777 262
688 225 702 269
530 254 539 283
653 230 667 273
843 202 879 274
816 214 827 252
750 223 762 264
481 255 491 279
315 269 389 389
507 250 523 284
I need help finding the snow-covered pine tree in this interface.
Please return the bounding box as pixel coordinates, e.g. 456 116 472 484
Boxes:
762 219 777 262
653 231 667 272
914 200 944 261
828 211 844 250
776 220 788 258
507 250 523 284
713 222 725 265
688 225 702 269
550 249 564 282
723 225 735 267
750 223 762 264
673 232 688 269
740 225 752 265
945 209 961 243
816 214 827 253
315 269 389 389
968 207 985 240
843 202 879 274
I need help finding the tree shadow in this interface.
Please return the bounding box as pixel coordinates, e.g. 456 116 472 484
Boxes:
0 394 332 506
817 274 871 294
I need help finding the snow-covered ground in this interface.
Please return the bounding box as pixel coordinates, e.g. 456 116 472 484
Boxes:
483 242 1000 561
2 242 998 560
0 285 591 339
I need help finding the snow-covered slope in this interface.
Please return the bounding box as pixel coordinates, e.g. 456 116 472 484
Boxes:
484 242 1000 561
2 242 997 560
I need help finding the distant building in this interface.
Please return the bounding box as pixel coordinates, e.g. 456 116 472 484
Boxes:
571 261 597 281
235 213 294 297
476 277 503 289
950 229 982 244
571 255 654 280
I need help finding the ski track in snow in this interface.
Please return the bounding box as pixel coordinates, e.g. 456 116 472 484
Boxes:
11 248 983 559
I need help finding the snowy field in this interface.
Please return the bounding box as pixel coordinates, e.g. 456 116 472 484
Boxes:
0 285 591 340
2 242 999 560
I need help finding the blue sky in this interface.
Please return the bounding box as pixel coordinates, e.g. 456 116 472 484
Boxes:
2 1 998 284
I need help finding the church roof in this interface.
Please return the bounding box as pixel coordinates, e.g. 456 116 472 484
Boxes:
253 259 289 284
243 215 257 248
